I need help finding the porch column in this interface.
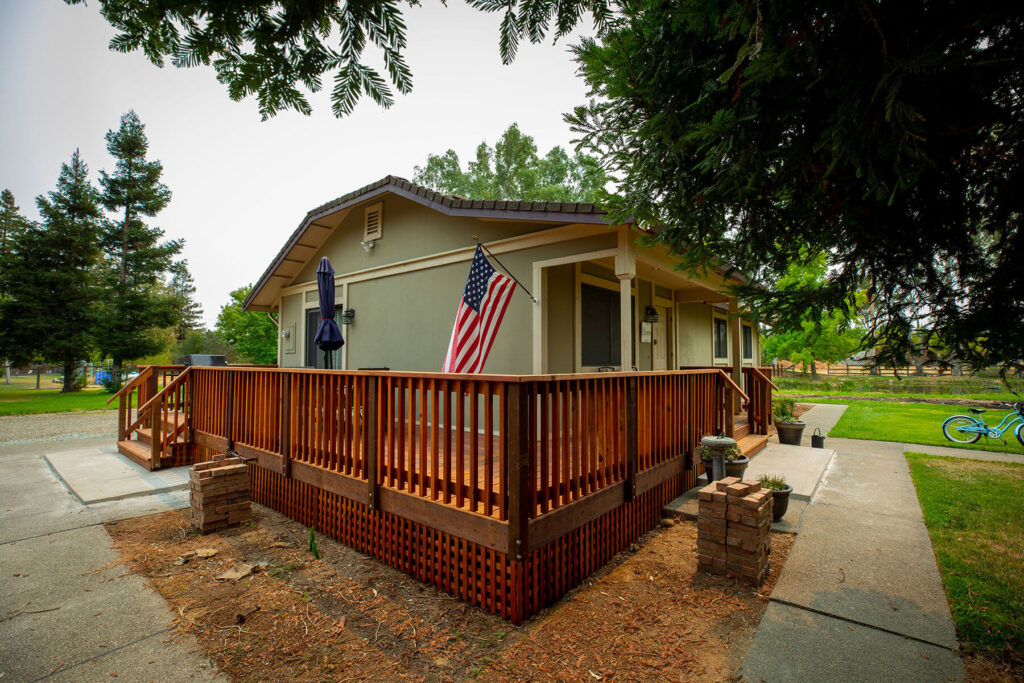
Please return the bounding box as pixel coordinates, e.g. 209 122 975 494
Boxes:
730 297 742 414
616 227 637 371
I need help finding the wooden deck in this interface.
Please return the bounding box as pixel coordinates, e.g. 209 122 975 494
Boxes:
112 365 776 622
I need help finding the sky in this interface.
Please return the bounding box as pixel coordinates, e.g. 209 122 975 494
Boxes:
0 1 597 327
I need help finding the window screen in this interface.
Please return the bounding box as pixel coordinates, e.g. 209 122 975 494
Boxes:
743 325 753 359
580 284 635 367
713 318 728 359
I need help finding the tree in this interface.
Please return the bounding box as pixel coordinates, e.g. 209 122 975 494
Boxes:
413 124 607 202
760 253 863 378
0 189 30 383
96 111 181 383
168 260 203 342
0 151 103 391
0 190 28 266
66 0 612 118
566 2 1024 375
215 286 278 365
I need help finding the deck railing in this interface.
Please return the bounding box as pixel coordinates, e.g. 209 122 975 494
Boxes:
132 366 751 621
742 366 778 435
109 364 185 442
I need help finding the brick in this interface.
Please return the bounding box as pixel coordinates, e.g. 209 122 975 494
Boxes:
740 479 762 492
715 476 741 491
697 482 719 501
698 528 727 543
697 516 727 530
725 482 754 497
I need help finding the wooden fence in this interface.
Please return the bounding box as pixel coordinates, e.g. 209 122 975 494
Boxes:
121 366 751 623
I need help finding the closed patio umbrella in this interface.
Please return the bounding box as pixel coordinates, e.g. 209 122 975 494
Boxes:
313 257 344 368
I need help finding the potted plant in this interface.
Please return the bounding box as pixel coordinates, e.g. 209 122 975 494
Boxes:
773 397 806 446
758 474 793 522
699 442 750 480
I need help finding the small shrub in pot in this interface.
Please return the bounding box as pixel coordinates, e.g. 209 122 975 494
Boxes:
758 474 793 522
773 397 806 446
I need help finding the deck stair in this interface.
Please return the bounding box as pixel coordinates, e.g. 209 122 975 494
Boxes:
117 413 187 470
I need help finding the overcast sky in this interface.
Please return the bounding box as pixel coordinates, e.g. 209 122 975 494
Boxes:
0 1 596 327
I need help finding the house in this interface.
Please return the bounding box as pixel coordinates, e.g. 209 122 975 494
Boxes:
111 176 776 624
244 176 761 380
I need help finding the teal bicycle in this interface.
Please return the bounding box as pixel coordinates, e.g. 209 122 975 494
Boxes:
942 388 1024 447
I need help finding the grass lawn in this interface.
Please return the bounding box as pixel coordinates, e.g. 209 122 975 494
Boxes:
0 375 116 416
906 453 1024 665
775 374 1023 402
806 399 1024 455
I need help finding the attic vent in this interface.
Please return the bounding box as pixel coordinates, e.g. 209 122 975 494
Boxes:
364 202 382 241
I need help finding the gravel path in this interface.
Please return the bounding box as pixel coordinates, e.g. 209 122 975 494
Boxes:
0 410 117 446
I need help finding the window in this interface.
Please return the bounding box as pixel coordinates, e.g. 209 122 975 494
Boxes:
580 284 634 367
305 308 342 369
743 325 753 360
713 317 728 359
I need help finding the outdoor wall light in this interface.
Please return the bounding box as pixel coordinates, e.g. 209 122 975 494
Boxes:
361 239 376 253
281 329 290 339
644 306 660 323
339 309 355 325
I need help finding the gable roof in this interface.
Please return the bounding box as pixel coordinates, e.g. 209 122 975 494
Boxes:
243 175 614 311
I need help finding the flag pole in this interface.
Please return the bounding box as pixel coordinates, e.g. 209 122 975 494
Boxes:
472 236 537 304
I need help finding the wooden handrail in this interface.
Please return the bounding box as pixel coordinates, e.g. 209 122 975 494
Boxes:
716 369 749 402
135 367 191 419
748 366 780 392
106 366 153 405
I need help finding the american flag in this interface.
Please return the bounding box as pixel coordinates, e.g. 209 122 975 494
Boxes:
442 244 516 373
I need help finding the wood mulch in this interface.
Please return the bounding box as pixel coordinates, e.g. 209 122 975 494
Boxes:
107 506 793 682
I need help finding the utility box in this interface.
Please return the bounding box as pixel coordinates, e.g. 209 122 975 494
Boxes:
184 354 227 367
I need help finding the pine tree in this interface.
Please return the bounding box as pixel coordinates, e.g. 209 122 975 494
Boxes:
0 189 30 383
0 151 103 391
169 259 203 341
96 110 182 382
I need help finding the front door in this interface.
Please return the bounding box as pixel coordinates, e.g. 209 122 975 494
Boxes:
652 306 668 371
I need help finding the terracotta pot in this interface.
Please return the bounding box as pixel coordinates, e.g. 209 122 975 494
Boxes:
776 420 806 446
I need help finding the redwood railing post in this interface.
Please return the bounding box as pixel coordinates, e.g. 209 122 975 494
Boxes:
150 396 162 469
505 381 531 560
365 376 380 509
145 367 157 428
187 369 195 443
225 370 235 453
625 376 638 502
280 372 292 478
117 394 127 442
725 384 735 438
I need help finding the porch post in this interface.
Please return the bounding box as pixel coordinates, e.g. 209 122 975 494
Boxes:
616 227 637 371
729 297 742 416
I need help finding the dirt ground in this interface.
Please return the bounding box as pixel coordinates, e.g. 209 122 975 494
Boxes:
107 506 793 682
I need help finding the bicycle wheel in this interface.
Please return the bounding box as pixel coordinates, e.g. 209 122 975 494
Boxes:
1016 423 1024 448
942 416 982 444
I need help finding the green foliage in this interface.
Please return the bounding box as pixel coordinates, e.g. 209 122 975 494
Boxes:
95 111 181 374
760 252 864 375
567 2 1024 375
772 397 796 422
698 442 743 463
308 525 320 560
0 151 103 391
906 454 1024 658
757 474 787 491
176 328 232 361
0 189 29 277
68 0 611 119
215 286 278 364
413 124 607 202
168 260 203 341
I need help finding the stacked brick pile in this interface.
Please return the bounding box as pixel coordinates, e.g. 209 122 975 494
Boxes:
696 476 773 584
190 454 251 534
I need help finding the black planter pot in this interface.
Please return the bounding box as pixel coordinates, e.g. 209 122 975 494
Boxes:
776 420 806 446
724 456 750 480
770 485 793 522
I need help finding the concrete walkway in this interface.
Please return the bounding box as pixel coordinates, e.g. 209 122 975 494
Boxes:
740 404 966 681
0 435 223 681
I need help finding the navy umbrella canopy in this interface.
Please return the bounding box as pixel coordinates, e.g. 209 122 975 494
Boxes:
313 257 344 368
